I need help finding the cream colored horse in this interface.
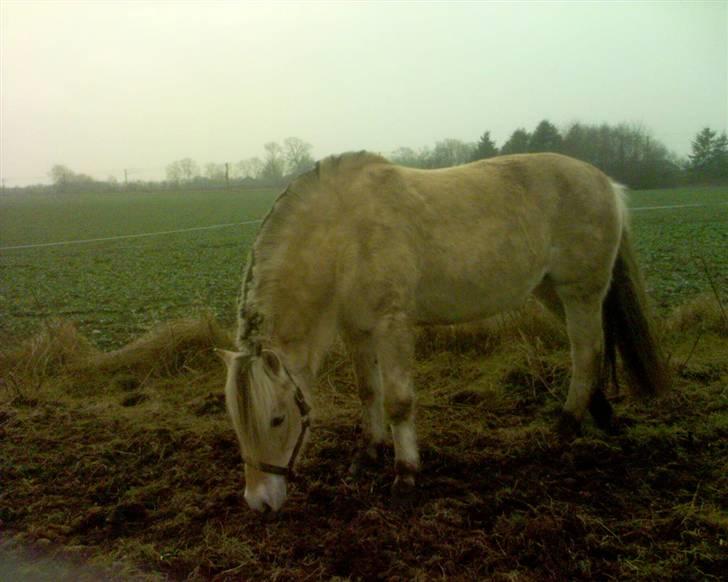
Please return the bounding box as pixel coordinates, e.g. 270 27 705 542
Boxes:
220 152 668 513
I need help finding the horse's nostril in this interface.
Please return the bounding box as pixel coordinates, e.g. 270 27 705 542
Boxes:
261 502 280 521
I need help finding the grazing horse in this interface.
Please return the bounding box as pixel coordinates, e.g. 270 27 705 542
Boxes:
219 152 668 513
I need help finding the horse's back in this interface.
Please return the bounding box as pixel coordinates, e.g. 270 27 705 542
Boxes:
333 153 621 325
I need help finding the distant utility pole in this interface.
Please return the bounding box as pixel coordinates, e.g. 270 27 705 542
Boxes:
225 162 230 190
124 169 128 188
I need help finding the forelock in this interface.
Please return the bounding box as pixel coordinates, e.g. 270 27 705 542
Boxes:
239 358 295 459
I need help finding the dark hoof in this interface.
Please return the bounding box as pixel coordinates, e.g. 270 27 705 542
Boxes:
348 444 385 478
605 415 637 435
589 389 615 433
390 476 416 508
556 412 582 441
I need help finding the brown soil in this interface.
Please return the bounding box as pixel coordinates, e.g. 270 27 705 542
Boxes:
1 300 726 580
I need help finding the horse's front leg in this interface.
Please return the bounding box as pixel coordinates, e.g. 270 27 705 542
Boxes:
376 314 420 499
346 331 388 476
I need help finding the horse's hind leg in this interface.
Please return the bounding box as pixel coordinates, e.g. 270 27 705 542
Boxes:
535 278 613 431
533 277 565 320
588 386 614 432
556 287 610 438
344 330 388 476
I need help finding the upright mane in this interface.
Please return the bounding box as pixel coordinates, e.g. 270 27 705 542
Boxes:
314 151 390 179
237 151 390 349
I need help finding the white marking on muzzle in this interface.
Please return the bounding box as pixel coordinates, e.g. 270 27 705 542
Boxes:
244 474 287 513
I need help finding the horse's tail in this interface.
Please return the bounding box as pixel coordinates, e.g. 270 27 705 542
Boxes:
603 187 670 398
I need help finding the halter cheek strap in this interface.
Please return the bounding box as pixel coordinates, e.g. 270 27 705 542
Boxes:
243 363 311 480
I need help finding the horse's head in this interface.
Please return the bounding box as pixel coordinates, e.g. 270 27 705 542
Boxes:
219 347 311 513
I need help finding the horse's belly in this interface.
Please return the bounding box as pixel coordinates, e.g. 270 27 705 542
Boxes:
414 279 535 323
413 250 548 324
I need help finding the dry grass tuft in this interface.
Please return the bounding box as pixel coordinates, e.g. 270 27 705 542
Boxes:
1 319 95 377
664 293 728 337
509 301 568 349
1 320 96 401
416 321 497 359
91 314 234 378
0 315 234 404
416 299 567 359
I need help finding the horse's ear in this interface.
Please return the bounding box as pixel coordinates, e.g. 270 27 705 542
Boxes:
262 349 282 376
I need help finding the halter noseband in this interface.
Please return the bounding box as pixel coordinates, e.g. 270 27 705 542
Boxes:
243 360 311 480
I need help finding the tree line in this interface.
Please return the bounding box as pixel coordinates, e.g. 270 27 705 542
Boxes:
165 136 315 187
391 121 727 189
6 122 725 194
35 137 316 194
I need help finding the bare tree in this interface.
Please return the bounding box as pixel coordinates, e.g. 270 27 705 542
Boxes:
49 164 74 187
235 157 264 180
391 147 431 168
178 158 199 182
48 164 93 191
166 158 199 183
166 161 182 183
284 137 315 175
243 157 264 180
428 139 475 168
205 163 226 181
262 142 285 183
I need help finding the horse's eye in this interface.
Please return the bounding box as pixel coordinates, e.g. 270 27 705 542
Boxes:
271 415 285 428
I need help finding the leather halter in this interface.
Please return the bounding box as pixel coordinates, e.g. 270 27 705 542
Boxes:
243 362 311 480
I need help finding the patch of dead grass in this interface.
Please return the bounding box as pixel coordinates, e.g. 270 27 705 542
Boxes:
0 299 726 580
664 293 728 337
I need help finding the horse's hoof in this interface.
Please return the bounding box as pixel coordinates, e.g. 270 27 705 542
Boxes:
348 458 367 478
348 445 385 478
390 476 416 508
604 415 636 435
556 411 582 441
348 460 361 477
589 389 614 433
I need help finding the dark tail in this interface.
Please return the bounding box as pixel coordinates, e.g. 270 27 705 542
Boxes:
603 229 670 398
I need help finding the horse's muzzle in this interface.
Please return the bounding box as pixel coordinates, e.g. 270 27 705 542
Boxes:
244 474 287 513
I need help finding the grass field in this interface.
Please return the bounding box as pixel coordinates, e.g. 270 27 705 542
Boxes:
1 185 727 348
1 184 727 580
0 189 275 348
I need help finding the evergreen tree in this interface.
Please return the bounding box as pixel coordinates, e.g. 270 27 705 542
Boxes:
471 131 499 161
689 127 717 178
711 132 728 181
528 120 562 153
500 129 531 155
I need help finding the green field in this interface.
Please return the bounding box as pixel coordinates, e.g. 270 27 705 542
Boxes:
1 185 727 348
0 189 276 347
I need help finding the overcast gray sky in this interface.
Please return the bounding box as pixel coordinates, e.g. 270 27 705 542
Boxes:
1 0 726 185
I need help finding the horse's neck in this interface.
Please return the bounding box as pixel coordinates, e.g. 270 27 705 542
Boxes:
239 211 339 380
277 316 337 381
237 303 336 381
